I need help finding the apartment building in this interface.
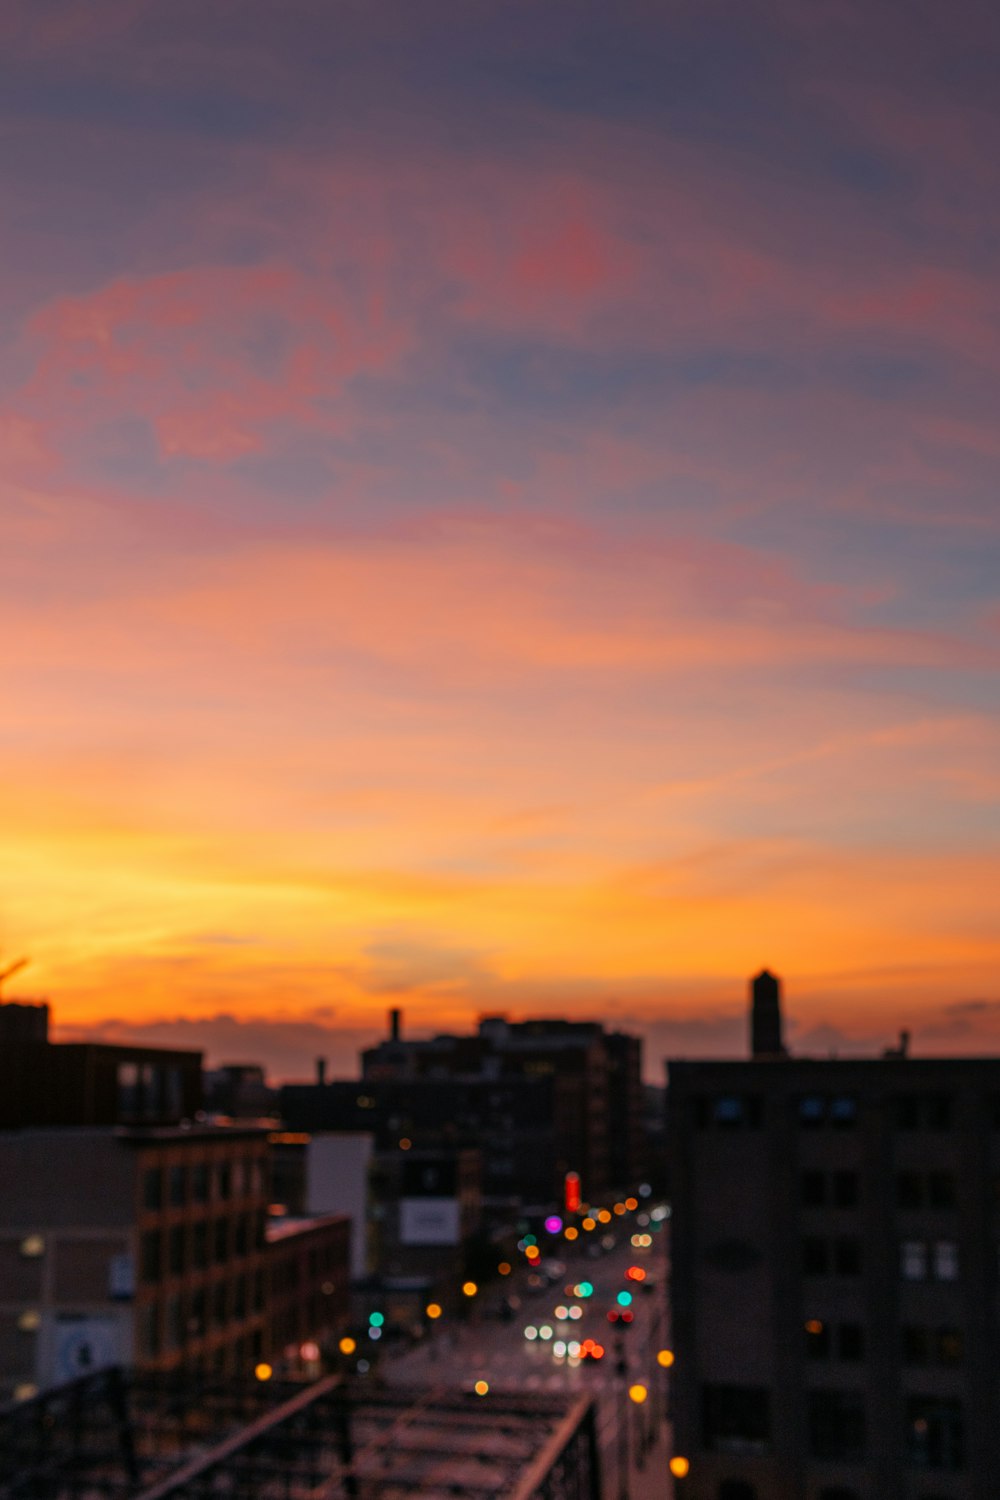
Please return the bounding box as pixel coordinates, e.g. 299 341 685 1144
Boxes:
667 978 1000 1500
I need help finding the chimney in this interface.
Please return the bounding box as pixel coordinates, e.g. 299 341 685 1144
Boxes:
750 969 785 1058
316 1057 327 1086
389 1007 401 1043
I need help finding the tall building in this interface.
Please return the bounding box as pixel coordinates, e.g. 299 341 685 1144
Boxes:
667 975 1000 1499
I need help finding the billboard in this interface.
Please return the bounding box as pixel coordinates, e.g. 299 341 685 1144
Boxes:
399 1197 461 1246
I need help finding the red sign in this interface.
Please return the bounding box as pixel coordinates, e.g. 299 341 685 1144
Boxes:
564 1171 581 1213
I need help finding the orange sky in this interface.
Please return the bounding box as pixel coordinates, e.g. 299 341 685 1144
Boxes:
2 2 999 1077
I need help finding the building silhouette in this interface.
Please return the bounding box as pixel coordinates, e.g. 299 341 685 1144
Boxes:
667 973 1000 1499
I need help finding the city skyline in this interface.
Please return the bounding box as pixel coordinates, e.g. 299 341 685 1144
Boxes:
3 1 999 1076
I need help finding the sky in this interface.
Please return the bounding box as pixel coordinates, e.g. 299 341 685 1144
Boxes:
2 0 999 1079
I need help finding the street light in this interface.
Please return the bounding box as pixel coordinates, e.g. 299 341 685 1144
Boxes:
669 1455 690 1478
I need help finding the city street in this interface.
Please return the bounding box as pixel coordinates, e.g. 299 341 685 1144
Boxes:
384 1207 676 1498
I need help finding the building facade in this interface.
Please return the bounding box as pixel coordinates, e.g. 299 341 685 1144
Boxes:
668 1049 1000 1500
0 1125 274 1400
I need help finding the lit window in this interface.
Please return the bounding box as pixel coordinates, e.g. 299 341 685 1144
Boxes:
933 1241 959 1282
900 1240 927 1280
19 1235 44 1259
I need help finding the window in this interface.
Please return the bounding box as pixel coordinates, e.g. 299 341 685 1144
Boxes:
895 1094 954 1131
142 1167 162 1212
901 1240 927 1280
192 1222 208 1270
714 1095 743 1126
835 1238 861 1276
168 1165 186 1208
168 1225 185 1277
833 1171 858 1207
830 1095 857 1127
139 1302 160 1357
800 1096 825 1127
906 1397 964 1471
213 1281 228 1327
808 1390 866 1462
838 1323 864 1361
927 1172 955 1209
216 1163 231 1201
718 1484 757 1500
214 1218 229 1265
801 1171 826 1207
805 1320 830 1359
165 1294 183 1351
933 1241 959 1281
803 1238 828 1275
702 1385 771 1454
192 1163 210 1204
904 1327 963 1367
141 1231 161 1283
897 1172 923 1209
818 1491 860 1500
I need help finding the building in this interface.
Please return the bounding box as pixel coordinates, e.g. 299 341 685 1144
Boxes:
269 1130 374 1280
0 1000 202 1128
283 1012 644 1207
266 1212 351 1371
0 1124 274 1401
667 972 1000 1500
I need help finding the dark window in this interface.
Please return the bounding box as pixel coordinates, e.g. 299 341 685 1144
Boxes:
801 1171 826 1207
141 1231 161 1283
702 1385 771 1453
192 1163 210 1204
808 1390 866 1461
833 1171 858 1207
234 1274 247 1319
168 1165 186 1208
835 1238 862 1276
718 1484 757 1500
165 1293 183 1351
925 1095 953 1131
895 1094 921 1130
214 1218 229 1265
838 1323 864 1361
903 1326 932 1365
142 1168 162 1212
213 1281 228 1327
805 1320 830 1359
139 1301 159 1357
937 1328 963 1366
234 1214 248 1257
906 1398 964 1471
168 1225 185 1277
927 1172 955 1209
192 1221 208 1270
897 1172 923 1210
803 1237 829 1275
216 1162 231 1200
818 1491 860 1500
830 1095 857 1127
189 1288 206 1336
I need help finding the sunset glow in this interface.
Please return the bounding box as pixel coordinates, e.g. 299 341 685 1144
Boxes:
2 2 999 1075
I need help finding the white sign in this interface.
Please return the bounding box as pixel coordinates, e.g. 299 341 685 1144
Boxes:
399 1197 461 1246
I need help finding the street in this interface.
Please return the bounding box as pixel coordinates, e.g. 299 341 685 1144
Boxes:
384 1205 676 1497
